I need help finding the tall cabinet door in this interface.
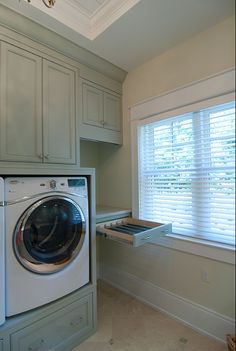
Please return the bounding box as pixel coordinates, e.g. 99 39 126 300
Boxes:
43 60 76 164
103 92 121 131
0 42 43 162
82 82 103 128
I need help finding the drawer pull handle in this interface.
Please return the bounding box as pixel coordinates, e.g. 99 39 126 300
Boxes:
28 338 44 351
70 316 83 327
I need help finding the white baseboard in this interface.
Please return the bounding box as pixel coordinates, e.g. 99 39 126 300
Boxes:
100 263 235 344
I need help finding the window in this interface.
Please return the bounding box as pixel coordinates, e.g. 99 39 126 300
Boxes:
138 101 235 246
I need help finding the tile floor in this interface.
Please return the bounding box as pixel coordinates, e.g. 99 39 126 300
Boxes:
73 280 227 351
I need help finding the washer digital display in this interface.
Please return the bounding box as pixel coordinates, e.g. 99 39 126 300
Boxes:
68 179 85 187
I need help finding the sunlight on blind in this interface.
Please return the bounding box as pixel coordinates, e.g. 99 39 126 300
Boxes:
139 101 235 245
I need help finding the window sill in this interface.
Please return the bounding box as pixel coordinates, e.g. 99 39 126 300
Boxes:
150 234 235 264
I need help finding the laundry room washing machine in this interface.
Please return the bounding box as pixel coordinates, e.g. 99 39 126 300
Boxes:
0 177 5 325
4 176 90 317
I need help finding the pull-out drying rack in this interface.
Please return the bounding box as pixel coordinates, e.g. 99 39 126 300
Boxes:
96 217 172 247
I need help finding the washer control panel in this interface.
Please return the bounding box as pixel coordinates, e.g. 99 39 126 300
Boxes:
5 177 88 201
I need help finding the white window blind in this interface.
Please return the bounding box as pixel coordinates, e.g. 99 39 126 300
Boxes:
139 101 235 246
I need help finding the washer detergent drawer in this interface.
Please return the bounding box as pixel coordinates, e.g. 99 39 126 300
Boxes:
11 294 93 351
96 218 172 247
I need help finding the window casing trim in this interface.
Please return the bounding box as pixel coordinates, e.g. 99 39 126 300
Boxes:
130 69 235 262
130 68 235 121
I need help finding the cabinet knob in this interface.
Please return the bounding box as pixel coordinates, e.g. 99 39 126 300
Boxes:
37 154 43 159
44 154 50 160
70 316 83 327
28 338 44 351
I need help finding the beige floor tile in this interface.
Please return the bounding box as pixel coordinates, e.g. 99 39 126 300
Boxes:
73 341 113 351
73 280 227 351
87 316 113 343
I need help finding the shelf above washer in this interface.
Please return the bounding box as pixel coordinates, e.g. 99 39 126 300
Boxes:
96 205 131 224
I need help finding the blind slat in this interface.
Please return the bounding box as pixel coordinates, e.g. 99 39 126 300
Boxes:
139 101 235 246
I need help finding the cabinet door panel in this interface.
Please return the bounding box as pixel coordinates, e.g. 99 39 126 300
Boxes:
82 83 103 128
43 60 76 164
10 294 93 351
103 92 121 131
0 42 42 162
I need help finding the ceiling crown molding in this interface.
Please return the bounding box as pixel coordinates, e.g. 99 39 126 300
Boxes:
91 0 140 39
20 0 141 40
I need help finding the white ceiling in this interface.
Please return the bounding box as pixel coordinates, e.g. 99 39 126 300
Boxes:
0 0 235 71
73 0 108 17
17 0 141 40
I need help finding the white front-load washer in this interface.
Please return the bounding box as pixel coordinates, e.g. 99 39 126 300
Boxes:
4 176 90 316
0 177 5 325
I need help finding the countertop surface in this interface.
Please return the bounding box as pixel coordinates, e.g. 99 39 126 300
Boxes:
96 205 131 223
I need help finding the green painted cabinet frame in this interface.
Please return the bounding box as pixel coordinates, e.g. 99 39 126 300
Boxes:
0 169 97 351
0 41 77 165
11 294 94 351
81 80 122 144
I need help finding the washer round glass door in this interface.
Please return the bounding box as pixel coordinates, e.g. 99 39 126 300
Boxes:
14 196 86 274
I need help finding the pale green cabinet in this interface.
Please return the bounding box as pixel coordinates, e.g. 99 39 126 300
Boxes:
0 42 77 164
82 83 103 128
0 42 42 163
11 294 93 351
0 289 96 351
81 80 122 144
103 92 121 132
42 60 76 164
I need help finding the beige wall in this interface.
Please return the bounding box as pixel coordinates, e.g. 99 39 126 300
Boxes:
96 16 235 318
100 239 235 318
124 15 235 107
80 140 101 204
98 15 235 209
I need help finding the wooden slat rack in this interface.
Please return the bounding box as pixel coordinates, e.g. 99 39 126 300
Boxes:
96 217 172 247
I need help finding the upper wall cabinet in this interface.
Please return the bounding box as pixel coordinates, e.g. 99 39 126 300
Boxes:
0 43 42 163
43 60 76 164
81 80 122 144
0 42 77 164
103 92 121 132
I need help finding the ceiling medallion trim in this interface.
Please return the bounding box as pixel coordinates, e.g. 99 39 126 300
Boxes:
42 0 55 8
26 0 55 8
